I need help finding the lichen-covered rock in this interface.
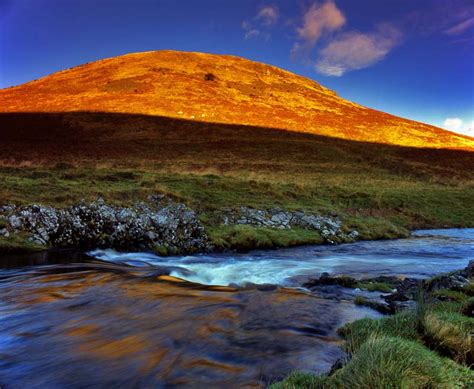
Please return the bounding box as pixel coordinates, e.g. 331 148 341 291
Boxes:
0 197 209 254
220 206 357 243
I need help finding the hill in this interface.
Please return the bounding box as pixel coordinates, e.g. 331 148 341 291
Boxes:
0 51 473 251
1 50 473 149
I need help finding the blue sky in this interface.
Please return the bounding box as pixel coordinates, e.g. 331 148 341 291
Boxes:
1 0 473 135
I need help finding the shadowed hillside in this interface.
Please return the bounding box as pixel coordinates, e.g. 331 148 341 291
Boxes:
0 111 473 240
0 112 473 179
1 50 473 149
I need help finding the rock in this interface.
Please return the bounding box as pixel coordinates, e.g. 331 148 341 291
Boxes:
354 297 394 314
8 215 23 230
348 230 359 240
0 197 210 254
461 260 474 278
303 273 357 289
384 278 423 303
424 274 469 293
219 207 349 243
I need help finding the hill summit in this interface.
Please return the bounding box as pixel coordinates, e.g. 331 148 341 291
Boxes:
1 50 473 149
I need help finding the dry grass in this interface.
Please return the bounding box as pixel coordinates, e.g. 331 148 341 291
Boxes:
422 312 473 364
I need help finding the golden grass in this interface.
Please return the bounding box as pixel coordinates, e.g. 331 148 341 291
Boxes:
1 50 473 149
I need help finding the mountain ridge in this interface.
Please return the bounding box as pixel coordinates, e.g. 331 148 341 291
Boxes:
1 50 473 150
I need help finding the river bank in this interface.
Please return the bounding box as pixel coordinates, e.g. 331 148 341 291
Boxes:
273 260 474 388
0 196 388 256
3 193 472 257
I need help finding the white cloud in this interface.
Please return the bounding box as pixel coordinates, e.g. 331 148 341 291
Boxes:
443 118 464 131
242 21 262 40
292 1 346 58
257 6 279 26
242 5 279 40
314 24 403 76
443 118 474 136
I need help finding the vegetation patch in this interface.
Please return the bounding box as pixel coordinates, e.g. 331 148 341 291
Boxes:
208 225 323 251
274 273 474 388
356 280 394 293
272 336 473 388
0 234 46 254
422 310 474 364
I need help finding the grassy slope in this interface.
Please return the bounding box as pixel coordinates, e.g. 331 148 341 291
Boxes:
0 112 473 251
272 280 474 388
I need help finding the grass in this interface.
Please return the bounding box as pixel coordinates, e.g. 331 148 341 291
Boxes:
422 311 474 364
356 280 395 293
338 310 420 352
273 277 474 388
208 225 324 251
0 233 46 254
0 165 473 252
432 288 469 302
272 336 473 389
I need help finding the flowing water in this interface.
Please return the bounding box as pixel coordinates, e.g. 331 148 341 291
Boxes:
0 228 472 388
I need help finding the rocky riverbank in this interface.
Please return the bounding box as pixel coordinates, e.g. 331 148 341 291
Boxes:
274 261 474 388
303 260 474 314
0 196 358 254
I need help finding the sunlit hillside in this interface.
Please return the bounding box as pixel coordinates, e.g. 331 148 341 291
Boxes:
1 50 473 149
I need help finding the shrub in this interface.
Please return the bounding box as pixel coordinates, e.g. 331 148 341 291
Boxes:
462 282 474 297
461 297 474 317
152 245 169 256
204 73 215 81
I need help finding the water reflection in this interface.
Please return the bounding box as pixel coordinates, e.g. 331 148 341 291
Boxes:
0 269 377 387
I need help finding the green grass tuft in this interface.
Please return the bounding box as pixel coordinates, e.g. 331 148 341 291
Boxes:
432 288 469 302
207 225 324 251
0 234 46 254
357 280 394 293
338 310 419 352
331 336 473 388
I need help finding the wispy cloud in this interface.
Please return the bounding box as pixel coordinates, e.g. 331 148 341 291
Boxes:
242 21 263 40
401 0 474 41
315 24 403 76
242 5 279 40
292 1 346 58
444 16 474 35
257 6 279 26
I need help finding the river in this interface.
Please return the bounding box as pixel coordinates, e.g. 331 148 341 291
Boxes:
0 228 472 387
